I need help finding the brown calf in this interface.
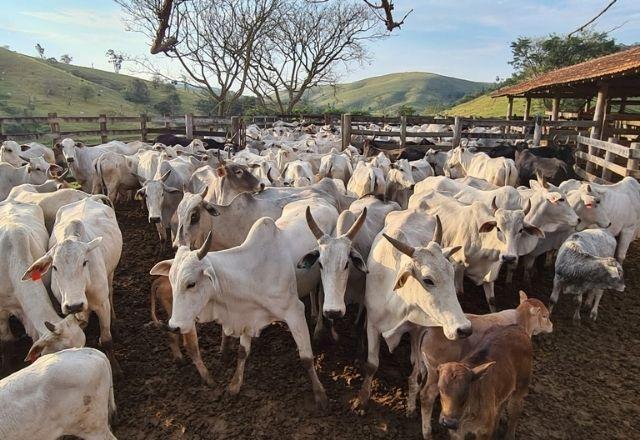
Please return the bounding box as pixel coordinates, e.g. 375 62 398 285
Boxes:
149 276 212 385
437 325 533 440
418 291 551 437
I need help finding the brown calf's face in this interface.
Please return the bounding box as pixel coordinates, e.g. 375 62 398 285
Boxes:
438 361 495 430
519 291 553 335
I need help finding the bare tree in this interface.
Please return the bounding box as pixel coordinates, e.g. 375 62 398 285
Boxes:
60 54 73 64
117 0 280 116
309 0 412 31
35 43 45 59
249 1 383 114
106 49 124 73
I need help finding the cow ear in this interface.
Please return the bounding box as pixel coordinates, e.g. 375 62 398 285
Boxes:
25 339 46 363
393 269 413 291
216 165 227 177
519 290 528 304
479 220 497 233
523 224 545 238
296 249 320 269
471 361 495 381
22 253 53 281
529 180 542 191
20 144 31 152
86 237 102 252
150 259 174 276
203 266 220 291
164 186 182 193
135 188 146 200
202 201 220 217
442 245 462 260
349 249 368 273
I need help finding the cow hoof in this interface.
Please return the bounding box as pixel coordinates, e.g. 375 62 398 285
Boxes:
315 393 329 411
406 407 417 419
589 312 598 322
172 356 187 365
202 374 215 387
227 381 241 395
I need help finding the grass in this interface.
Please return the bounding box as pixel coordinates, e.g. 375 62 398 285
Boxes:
444 94 548 118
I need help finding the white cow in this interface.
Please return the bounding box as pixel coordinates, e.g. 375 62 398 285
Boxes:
446 146 518 186
0 348 116 440
282 159 315 187
0 202 85 362
93 151 140 203
1 140 56 165
347 161 386 198
318 150 353 185
355 205 471 412
23 198 122 371
386 159 416 209
0 162 50 201
58 138 113 192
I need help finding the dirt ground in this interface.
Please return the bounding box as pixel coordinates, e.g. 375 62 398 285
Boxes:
4 202 640 439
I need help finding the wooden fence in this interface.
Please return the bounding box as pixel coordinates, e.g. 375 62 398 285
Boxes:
573 135 640 184
341 114 598 151
0 113 244 147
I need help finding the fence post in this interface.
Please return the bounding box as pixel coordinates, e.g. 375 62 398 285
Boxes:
627 142 639 177
98 114 108 143
452 116 462 148
324 113 330 126
601 137 616 182
230 116 242 149
0 118 4 141
341 113 352 151
400 115 407 148
48 112 60 146
185 113 194 138
533 116 542 146
140 114 148 142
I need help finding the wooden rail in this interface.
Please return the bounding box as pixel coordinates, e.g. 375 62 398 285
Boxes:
573 135 640 183
0 113 242 147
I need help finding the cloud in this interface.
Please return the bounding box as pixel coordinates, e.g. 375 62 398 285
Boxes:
21 9 124 31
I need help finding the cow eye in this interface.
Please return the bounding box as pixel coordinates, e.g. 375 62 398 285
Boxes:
318 262 323 269
423 277 435 286
519 229 524 233
558 198 565 202
344 261 349 270
83 261 88 267
52 265 57 271
596 200 600 205
496 227 502 233
235 170 243 176
186 282 196 289
191 212 200 223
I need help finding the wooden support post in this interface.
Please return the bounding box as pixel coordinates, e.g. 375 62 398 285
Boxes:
99 114 108 143
619 97 627 113
324 113 330 126
230 116 242 149
506 96 514 120
533 116 542 146
341 113 352 151
584 99 591 113
140 114 148 142
185 113 194 138
48 112 60 146
551 98 560 121
591 84 608 139
452 116 462 148
400 115 407 148
601 137 616 182
0 118 4 141
627 142 639 177
523 97 531 121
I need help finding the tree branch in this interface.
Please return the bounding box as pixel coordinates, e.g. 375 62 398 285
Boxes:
568 0 617 38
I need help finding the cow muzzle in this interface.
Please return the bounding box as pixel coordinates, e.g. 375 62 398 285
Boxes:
501 255 517 264
149 216 161 224
323 309 345 320
64 302 86 314
456 325 473 339
440 416 459 430
166 324 181 334
66 157 75 163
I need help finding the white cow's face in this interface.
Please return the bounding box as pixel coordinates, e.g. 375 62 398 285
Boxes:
568 185 611 230
385 236 471 341
0 140 24 166
60 138 80 164
151 247 216 334
479 208 544 264
25 315 86 362
533 190 579 232
173 190 217 249
136 172 181 224
24 236 102 314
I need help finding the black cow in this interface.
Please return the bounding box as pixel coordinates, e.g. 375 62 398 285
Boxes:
515 149 573 186
154 133 226 150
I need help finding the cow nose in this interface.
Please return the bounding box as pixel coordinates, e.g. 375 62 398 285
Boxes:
167 324 181 334
66 157 75 163
149 216 161 224
259 183 266 191
65 302 85 314
323 310 345 320
501 255 517 263
456 326 473 339
440 417 459 430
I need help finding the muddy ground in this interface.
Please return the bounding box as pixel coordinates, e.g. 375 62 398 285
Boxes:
4 202 640 439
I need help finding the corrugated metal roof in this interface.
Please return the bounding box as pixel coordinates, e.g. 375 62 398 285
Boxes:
492 46 640 97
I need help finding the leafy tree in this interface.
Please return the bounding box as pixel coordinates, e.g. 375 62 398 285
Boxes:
123 79 150 103
509 31 619 81
151 74 162 89
397 104 416 116
60 54 73 64
78 85 96 102
35 43 45 58
106 49 124 73
154 91 182 115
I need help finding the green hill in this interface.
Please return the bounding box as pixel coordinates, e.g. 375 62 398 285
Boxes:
445 94 547 118
305 72 491 115
0 47 201 117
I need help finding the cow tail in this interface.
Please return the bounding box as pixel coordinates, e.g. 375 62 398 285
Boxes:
104 352 118 426
504 161 512 186
94 156 107 196
369 168 376 194
89 194 114 209
150 280 160 324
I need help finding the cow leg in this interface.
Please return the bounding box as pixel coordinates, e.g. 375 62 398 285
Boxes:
615 228 634 263
107 272 116 320
544 250 556 268
505 264 514 285
454 264 464 294
505 391 527 440
285 301 328 409
228 333 251 395
155 223 166 255
353 319 380 410
0 310 14 370
96 300 121 375
572 293 583 323
184 329 213 385
219 333 231 358
482 282 497 312
309 285 318 318
156 288 183 362
588 289 604 321
165 227 172 251
420 363 440 439
549 277 562 314
521 254 536 285
313 285 326 342
82 429 117 440
406 327 423 417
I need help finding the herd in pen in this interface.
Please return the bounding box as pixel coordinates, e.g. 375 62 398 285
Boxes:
0 118 638 439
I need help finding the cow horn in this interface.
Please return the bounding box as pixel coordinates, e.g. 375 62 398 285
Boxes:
44 321 57 334
199 185 209 199
197 232 212 260
56 169 69 180
491 197 498 213
383 233 415 257
523 198 531 215
305 206 325 239
535 170 548 189
432 215 443 246
345 207 367 241
160 170 171 182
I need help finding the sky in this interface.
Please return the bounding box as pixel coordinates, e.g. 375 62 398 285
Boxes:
0 0 639 85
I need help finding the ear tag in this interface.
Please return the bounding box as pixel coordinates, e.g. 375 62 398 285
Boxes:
31 271 42 281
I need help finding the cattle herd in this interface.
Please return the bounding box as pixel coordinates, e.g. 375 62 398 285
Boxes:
0 119 638 439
